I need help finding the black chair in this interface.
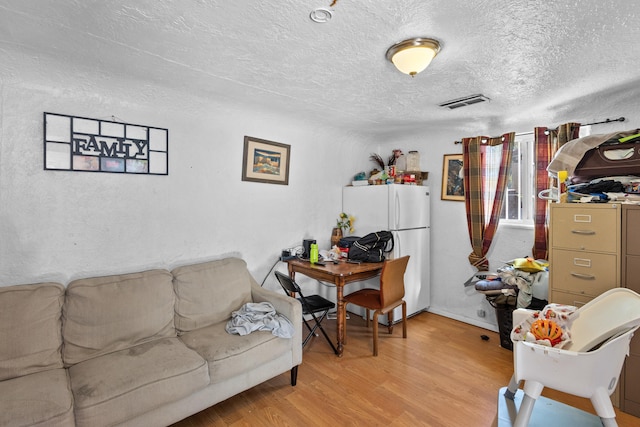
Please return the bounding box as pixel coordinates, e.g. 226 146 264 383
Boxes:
275 271 338 354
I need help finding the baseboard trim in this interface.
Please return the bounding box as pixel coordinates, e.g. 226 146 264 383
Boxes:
426 307 499 332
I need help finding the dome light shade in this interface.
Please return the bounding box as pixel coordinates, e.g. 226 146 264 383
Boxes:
386 38 441 77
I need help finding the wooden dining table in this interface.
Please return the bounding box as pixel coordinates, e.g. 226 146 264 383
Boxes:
286 258 383 356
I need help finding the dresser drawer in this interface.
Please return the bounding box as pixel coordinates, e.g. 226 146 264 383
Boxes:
551 206 619 252
549 290 593 307
624 207 640 256
624 354 640 411
624 255 640 293
631 332 640 356
550 249 618 296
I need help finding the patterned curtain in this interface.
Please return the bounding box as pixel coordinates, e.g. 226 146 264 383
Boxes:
463 133 514 270
531 123 580 260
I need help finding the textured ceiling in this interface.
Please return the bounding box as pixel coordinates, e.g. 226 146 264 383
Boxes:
0 0 639 137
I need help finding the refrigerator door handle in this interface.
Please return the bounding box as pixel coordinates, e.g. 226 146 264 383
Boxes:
393 230 400 256
394 192 400 230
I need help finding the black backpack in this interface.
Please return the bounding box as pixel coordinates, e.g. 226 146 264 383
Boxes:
348 231 394 263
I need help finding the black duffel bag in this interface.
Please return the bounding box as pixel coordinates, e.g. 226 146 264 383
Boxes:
348 231 394 263
338 236 360 248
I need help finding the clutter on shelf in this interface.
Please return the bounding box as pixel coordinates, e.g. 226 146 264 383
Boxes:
543 130 640 204
359 149 428 186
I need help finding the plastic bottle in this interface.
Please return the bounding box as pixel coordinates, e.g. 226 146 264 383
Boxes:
407 151 420 171
396 154 407 172
310 244 319 264
558 170 568 203
558 171 568 193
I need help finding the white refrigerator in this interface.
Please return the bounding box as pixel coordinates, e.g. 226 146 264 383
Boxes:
342 184 431 323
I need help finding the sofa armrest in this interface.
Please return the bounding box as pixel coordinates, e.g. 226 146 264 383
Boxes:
250 282 301 326
250 281 303 365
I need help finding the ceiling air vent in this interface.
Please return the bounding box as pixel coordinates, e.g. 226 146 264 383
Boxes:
439 94 490 110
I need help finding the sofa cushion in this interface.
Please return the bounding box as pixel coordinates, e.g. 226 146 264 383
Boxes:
0 368 74 427
172 258 254 333
180 320 292 384
62 269 175 365
68 337 209 427
0 282 65 381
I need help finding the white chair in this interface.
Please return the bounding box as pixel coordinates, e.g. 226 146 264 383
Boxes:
504 287 640 427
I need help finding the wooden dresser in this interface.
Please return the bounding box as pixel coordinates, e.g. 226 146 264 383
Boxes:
549 203 621 306
621 204 640 417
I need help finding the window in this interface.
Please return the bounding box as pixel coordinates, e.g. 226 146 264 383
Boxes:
500 137 534 225
498 127 594 226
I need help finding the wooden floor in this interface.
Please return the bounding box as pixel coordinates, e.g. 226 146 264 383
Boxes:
171 312 640 427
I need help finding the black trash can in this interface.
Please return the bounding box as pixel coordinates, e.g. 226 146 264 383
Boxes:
487 295 547 351
487 295 517 350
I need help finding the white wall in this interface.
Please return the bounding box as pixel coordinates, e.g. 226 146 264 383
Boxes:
0 54 372 296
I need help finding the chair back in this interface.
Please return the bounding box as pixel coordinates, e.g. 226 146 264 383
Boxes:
379 256 410 308
275 271 302 297
565 287 640 352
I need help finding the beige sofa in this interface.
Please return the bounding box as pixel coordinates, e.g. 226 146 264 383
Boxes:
0 257 302 427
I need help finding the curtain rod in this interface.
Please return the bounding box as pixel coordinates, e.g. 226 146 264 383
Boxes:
453 116 626 144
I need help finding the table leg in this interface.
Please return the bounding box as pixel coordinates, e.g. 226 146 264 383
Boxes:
336 282 345 357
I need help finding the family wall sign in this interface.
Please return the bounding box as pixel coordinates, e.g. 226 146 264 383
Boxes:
44 112 169 175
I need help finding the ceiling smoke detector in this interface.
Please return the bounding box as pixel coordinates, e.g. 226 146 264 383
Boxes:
439 94 490 109
310 8 333 23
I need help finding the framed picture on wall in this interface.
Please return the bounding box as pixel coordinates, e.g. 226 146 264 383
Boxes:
43 112 169 175
441 154 465 201
242 136 290 185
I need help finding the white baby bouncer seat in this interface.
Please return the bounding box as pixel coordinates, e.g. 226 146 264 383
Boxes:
502 287 640 427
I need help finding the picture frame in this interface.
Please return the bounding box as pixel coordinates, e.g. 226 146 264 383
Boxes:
441 154 465 201
242 136 290 185
43 112 168 175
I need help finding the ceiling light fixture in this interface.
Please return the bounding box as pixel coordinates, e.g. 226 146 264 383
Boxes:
386 38 441 77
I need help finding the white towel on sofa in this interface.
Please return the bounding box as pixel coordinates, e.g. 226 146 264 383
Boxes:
225 302 295 338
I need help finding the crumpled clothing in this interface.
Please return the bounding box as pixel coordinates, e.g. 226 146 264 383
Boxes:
511 303 576 348
225 302 295 338
497 266 537 309
604 192 640 202
573 179 625 194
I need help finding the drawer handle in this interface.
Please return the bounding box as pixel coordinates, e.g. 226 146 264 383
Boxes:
571 230 596 235
570 272 595 280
